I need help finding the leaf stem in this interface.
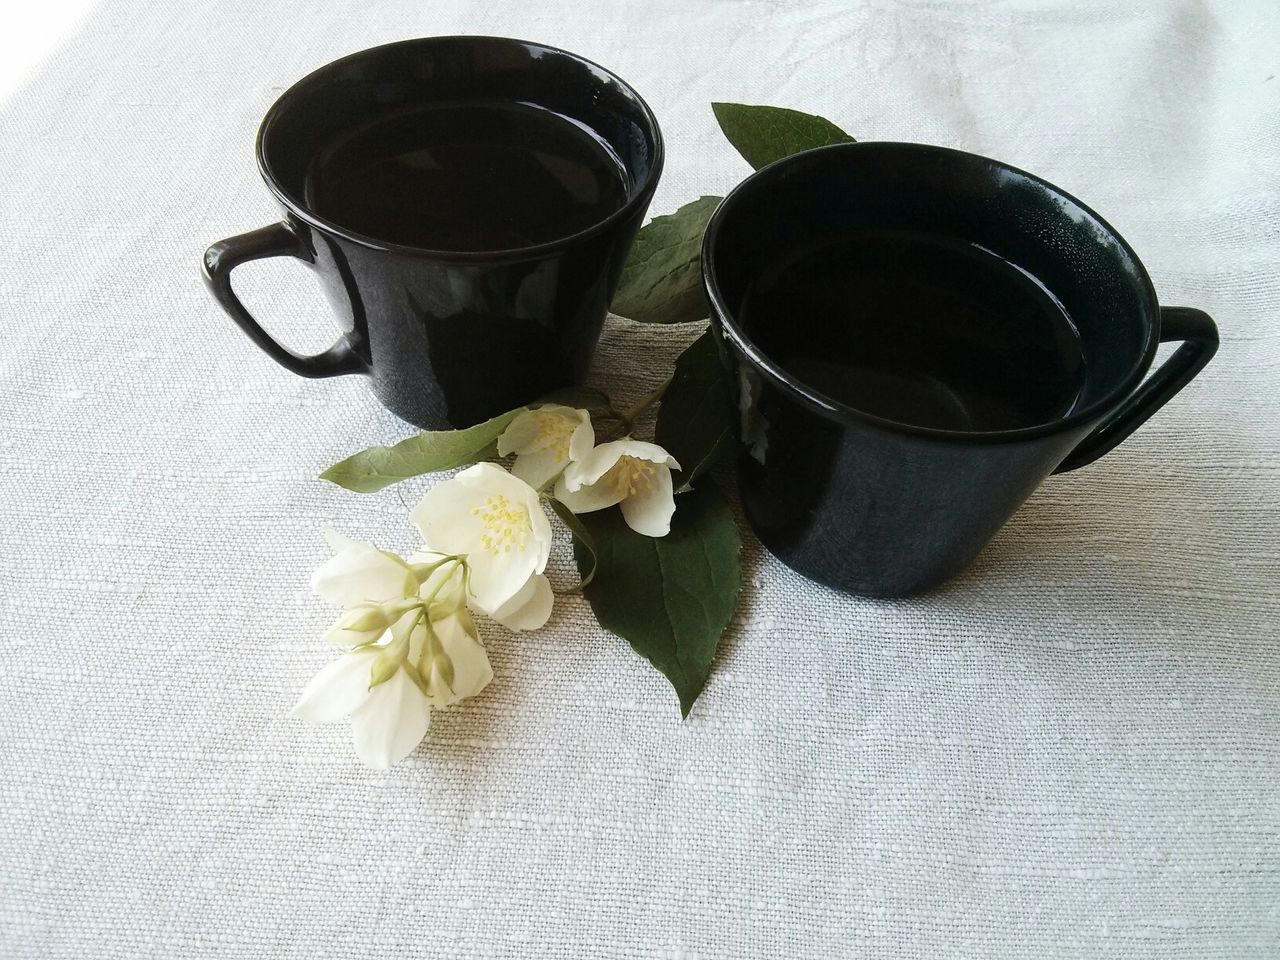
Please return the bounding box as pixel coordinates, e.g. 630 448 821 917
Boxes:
611 377 673 436
404 608 427 671
417 558 467 617
408 554 465 580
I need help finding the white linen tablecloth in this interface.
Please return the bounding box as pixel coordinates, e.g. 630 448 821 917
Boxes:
2 0 1278 956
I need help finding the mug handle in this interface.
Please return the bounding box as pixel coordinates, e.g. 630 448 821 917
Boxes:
202 222 367 378
1054 306 1219 473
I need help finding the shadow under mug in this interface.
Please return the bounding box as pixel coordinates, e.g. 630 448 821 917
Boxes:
703 142 1219 598
202 37 662 429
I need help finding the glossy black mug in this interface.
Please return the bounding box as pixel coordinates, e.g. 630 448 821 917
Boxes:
202 37 662 428
703 142 1219 597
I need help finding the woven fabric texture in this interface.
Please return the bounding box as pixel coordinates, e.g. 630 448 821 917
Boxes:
1 0 1278 956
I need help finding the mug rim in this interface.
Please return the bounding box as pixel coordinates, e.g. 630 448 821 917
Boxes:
701 141 1162 443
254 36 665 262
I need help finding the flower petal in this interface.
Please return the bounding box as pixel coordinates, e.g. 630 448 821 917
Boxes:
489 574 553 631
312 535 417 608
563 439 681 492
508 406 596 488
568 412 596 463
619 464 677 537
323 528 360 553
466 545 540 615
495 409 541 457
291 649 379 724
409 473 486 555
519 480 554 574
553 475 626 514
562 441 627 491
427 614 494 706
486 572 534 619
411 463 551 553
611 439 681 471
349 669 431 768
498 406 588 454
510 448 564 490
411 464 551 612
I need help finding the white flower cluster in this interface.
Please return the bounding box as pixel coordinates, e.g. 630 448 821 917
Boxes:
293 405 680 767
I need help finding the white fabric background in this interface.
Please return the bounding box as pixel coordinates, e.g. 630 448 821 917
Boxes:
1 0 1277 956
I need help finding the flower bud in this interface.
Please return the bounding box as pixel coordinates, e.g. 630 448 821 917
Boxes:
342 604 394 632
324 598 423 648
428 652 457 696
368 649 403 688
367 619 413 689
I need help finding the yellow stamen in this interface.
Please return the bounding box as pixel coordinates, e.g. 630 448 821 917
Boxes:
606 456 658 498
470 494 532 555
531 412 576 463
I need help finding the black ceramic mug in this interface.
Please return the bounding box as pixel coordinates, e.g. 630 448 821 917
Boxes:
203 37 662 428
703 142 1218 597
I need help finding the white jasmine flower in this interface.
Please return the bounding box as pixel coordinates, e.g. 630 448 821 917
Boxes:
348 667 432 768
488 572 554 631
291 642 432 769
293 597 494 768
313 529 416 606
292 648 385 726
296 532 497 767
312 530 422 647
410 463 553 622
411 549 553 633
554 439 681 537
496 405 595 489
412 611 494 708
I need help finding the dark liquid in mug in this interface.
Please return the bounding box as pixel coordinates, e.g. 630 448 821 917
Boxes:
305 100 630 251
740 232 1086 431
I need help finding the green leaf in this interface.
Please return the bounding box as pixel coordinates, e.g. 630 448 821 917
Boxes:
573 485 741 718
711 102 855 170
535 385 613 414
320 408 524 493
656 331 736 492
611 195 722 325
549 499 598 589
